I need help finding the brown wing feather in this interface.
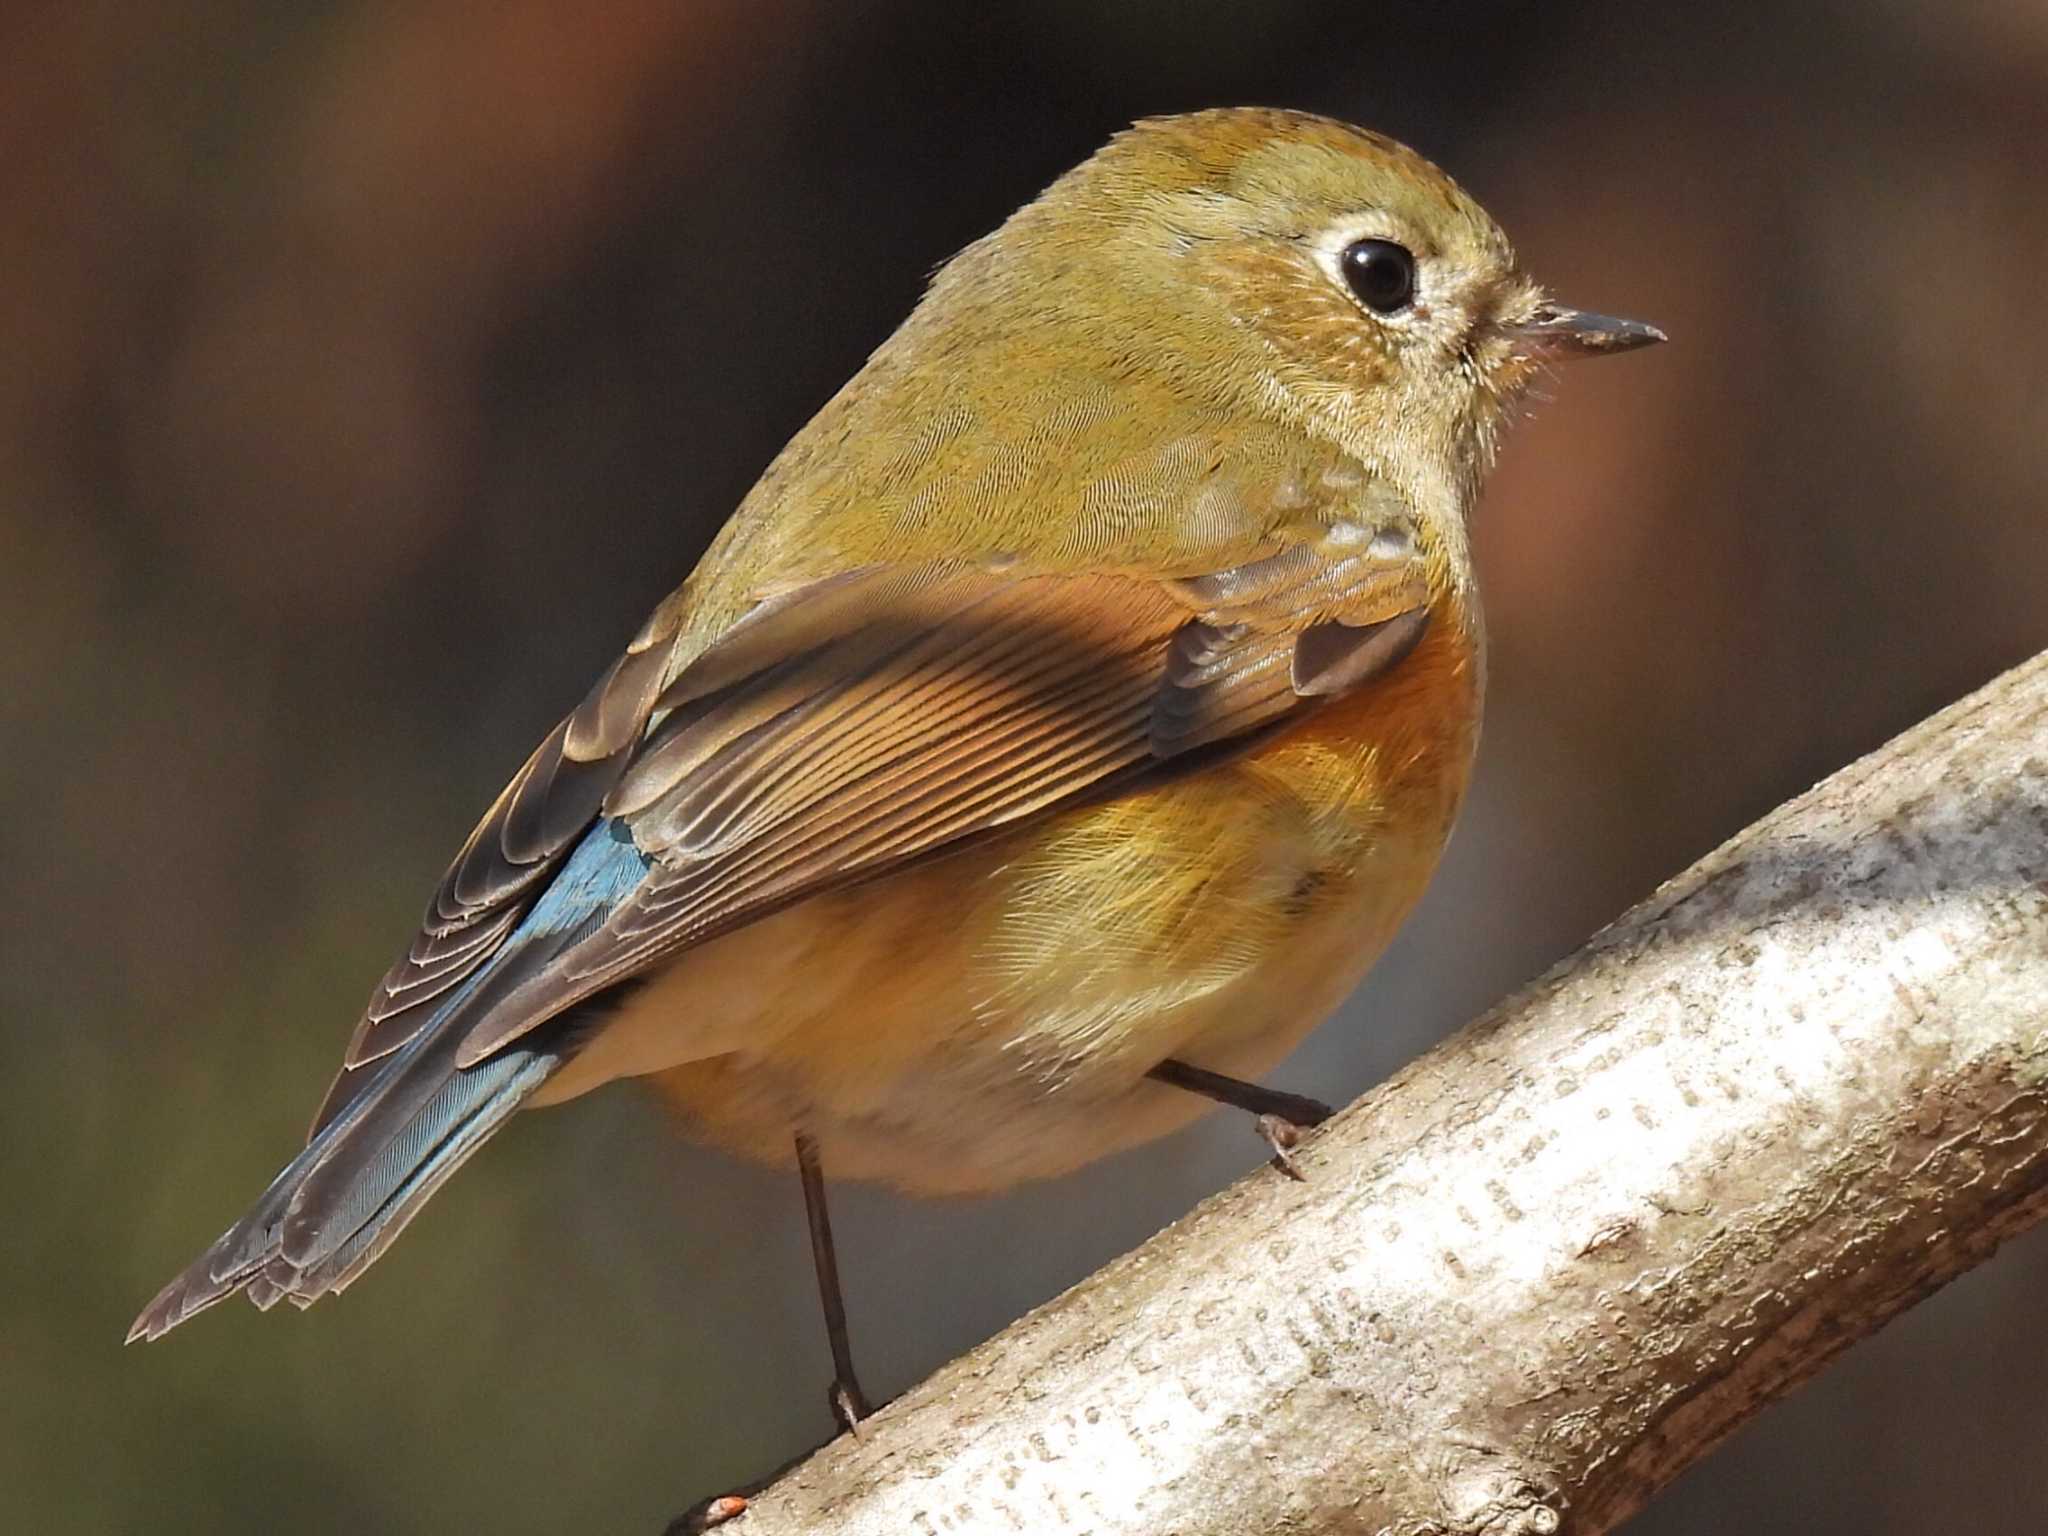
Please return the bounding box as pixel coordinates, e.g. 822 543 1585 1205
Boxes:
450 545 1431 1068
306 623 675 1136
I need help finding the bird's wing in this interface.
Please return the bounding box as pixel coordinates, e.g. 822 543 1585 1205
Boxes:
305 618 679 1134
316 529 1432 1123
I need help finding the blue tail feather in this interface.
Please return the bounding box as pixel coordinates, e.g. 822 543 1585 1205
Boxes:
128 820 652 1342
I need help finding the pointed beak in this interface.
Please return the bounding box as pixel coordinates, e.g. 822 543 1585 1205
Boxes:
1514 304 1667 360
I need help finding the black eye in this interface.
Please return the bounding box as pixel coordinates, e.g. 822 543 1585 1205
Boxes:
1339 238 1416 315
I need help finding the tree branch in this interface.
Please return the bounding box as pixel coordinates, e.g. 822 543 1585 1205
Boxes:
704 650 2048 1536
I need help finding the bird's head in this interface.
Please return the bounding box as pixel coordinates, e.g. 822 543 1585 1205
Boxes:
978 108 1663 503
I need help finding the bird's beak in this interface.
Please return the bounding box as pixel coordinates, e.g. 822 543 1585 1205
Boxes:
1514 304 1667 360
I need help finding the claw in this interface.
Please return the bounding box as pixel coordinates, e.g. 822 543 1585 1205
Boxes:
1256 1112 1313 1180
665 1493 748 1533
830 1377 871 1438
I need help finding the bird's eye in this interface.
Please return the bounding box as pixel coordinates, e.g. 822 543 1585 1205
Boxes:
1339 238 1416 315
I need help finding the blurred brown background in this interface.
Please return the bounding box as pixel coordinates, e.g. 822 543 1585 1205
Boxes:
5 1 2046 1530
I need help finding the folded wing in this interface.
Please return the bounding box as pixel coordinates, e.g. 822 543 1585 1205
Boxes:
451 540 1432 1065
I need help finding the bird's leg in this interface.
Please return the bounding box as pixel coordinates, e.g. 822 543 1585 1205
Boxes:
796 1131 871 1433
665 1137 869 1531
1147 1058 1335 1180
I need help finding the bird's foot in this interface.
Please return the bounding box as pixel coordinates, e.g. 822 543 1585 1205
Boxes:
830 1375 872 1438
663 1378 877 1531
1256 1111 1314 1179
1147 1058 1336 1178
666 1494 750 1533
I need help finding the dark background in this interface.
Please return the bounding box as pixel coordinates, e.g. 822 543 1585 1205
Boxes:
6 2 2046 1530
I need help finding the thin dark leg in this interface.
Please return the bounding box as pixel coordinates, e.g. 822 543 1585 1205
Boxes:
1148 1058 1334 1124
796 1132 871 1432
1148 1058 1336 1180
662 1142 869 1532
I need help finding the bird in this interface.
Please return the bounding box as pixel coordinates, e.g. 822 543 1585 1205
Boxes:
129 107 1662 1425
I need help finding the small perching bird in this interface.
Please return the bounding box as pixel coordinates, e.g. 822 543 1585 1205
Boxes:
130 108 1661 1426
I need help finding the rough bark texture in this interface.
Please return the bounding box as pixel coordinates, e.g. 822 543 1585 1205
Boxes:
706 650 2048 1536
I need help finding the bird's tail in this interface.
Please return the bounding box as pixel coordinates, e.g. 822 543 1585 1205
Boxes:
127 1010 562 1342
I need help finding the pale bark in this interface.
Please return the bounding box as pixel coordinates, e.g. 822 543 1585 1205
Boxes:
701 650 2048 1536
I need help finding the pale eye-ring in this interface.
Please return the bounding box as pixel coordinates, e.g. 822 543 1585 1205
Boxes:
1339 238 1416 315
